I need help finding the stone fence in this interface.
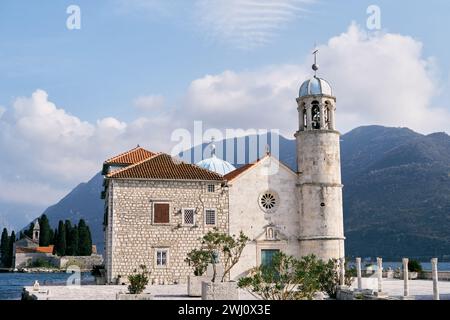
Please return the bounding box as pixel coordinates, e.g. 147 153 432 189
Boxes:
59 254 104 271
419 271 450 281
338 257 442 300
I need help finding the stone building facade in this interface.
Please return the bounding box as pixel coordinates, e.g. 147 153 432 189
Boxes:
102 65 345 284
103 153 228 284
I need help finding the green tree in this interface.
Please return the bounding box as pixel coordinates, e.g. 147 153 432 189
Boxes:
38 214 52 246
19 231 25 240
67 224 79 256
48 228 54 245
52 228 58 244
24 223 34 239
0 228 10 267
64 220 75 255
8 231 16 268
190 229 249 282
54 220 66 256
78 219 92 256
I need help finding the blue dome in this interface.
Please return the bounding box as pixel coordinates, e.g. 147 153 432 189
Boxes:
299 76 333 97
197 155 236 176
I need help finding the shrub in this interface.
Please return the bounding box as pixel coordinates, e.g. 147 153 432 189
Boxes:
238 253 322 300
189 229 249 283
408 260 423 273
27 258 56 269
239 253 351 300
185 249 210 276
127 265 150 294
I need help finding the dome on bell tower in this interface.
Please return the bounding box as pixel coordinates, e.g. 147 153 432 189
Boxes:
299 76 333 98
299 48 333 98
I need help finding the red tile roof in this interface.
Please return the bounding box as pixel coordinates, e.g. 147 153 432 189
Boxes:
107 153 224 181
16 245 54 254
104 146 156 165
224 157 266 181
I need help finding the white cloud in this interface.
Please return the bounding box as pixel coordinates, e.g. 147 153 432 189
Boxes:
1 23 449 217
184 65 305 135
0 178 67 207
133 94 165 112
194 0 315 49
182 23 450 135
0 90 174 193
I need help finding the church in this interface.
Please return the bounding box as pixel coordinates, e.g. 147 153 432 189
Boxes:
101 64 345 284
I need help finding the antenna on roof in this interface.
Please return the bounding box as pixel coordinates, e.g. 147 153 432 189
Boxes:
265 144 271 156
312 43 319 77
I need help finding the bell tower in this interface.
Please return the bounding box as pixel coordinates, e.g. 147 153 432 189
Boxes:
32 219 40 243
295 50 345 261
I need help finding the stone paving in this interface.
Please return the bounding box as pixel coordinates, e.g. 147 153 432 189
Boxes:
351 278 450 300
24 284 259 300
24 279 450 300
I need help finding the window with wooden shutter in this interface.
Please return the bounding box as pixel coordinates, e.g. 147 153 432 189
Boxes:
154 203 170 224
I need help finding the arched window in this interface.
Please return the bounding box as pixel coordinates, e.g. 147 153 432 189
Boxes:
302 103 307 129
311 101 320 130
324 101 331 129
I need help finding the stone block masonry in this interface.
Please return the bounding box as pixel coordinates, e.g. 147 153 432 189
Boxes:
106 179 228 284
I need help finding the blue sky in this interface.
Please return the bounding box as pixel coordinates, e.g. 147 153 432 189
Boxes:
1 0 449 122
0 0 449 230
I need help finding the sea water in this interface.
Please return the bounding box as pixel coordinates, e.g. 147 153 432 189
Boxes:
0 272 95 300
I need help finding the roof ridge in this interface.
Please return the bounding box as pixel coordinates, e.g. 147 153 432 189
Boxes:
224 155 269 181
104 146 152 164
108 152 224 181
107 152 162 178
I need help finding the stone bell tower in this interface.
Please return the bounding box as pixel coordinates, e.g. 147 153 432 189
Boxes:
32 219 40 243
295 51 345 261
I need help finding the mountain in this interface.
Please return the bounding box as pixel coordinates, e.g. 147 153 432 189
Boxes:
21 126 450 260
341 126 450 260
38 173 105 252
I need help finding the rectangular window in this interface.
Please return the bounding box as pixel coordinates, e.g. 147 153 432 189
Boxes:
205 209 216 226
156 249 168 267
183 208 195 226
207 184 215 193
153 203 170 224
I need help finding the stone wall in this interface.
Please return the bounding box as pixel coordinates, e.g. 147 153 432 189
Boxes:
106 179 228 284
14 253 59 269
59 254 104 270
228 156 300 280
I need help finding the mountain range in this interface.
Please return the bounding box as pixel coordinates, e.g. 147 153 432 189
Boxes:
15 126 450 260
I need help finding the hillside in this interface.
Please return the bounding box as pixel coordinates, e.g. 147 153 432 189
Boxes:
25 126 450 260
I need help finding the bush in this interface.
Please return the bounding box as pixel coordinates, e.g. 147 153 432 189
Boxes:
238 253 323 300
408 260 423 273
189 229 249 282
185 249 210 276
128 265 149 294
239 253 351 300
27 258 56 269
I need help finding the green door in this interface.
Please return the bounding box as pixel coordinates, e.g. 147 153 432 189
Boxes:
261 249 280 268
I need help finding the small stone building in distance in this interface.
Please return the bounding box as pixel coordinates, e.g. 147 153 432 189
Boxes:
102 65 345 284
12 220 56 269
